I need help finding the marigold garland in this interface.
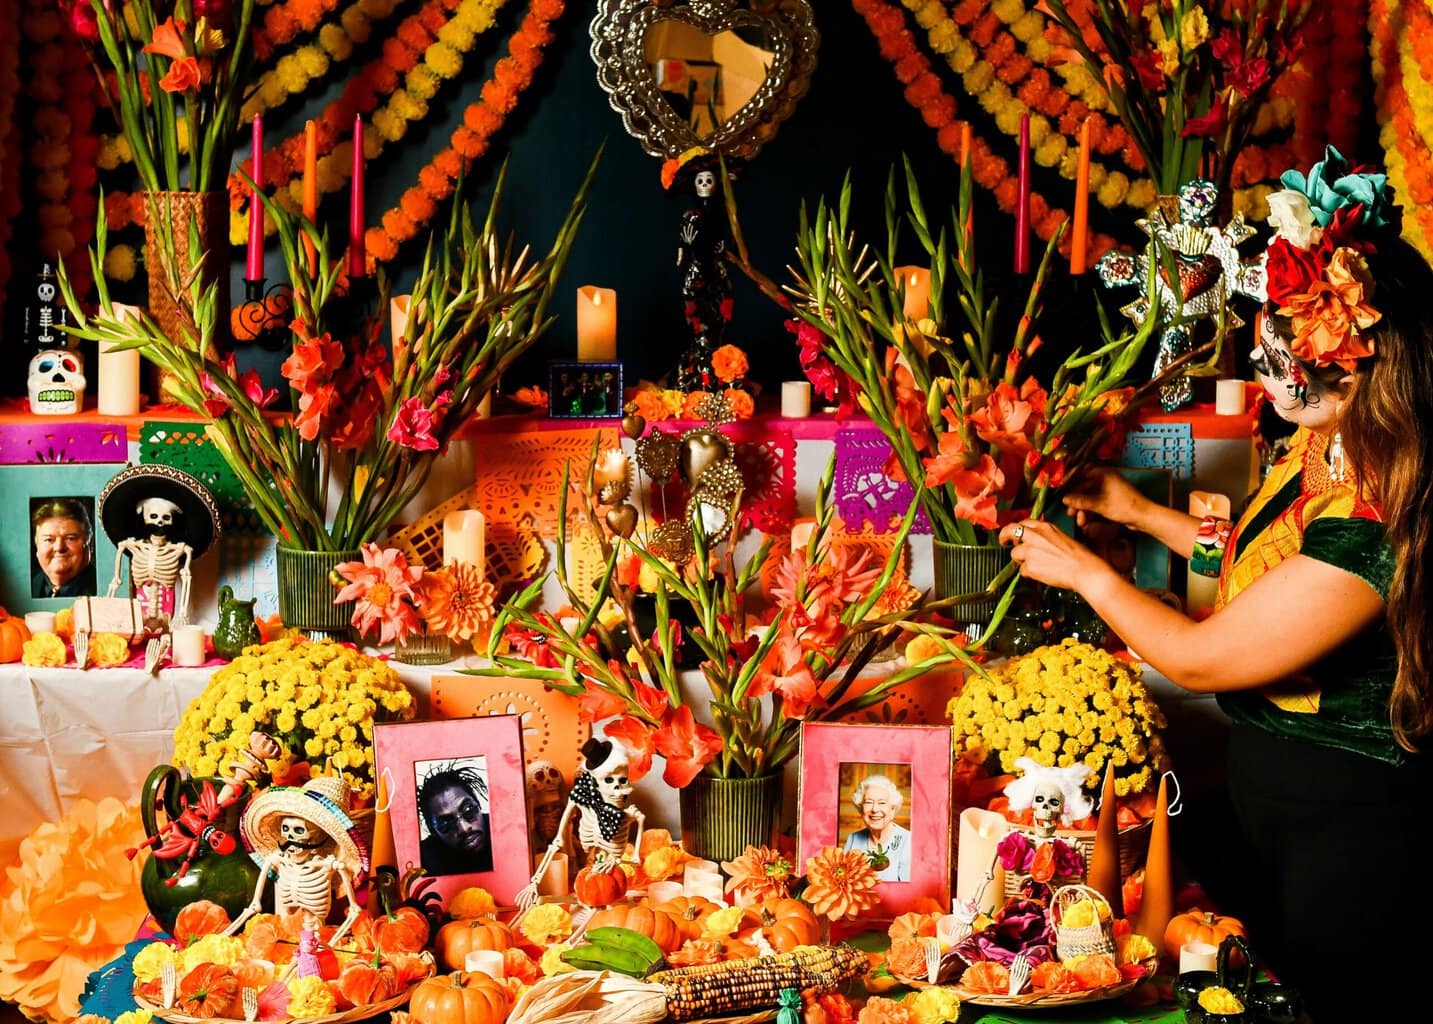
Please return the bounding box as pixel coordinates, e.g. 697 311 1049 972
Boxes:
1370 0 1433 262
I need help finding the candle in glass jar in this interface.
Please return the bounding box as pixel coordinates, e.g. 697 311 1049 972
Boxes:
781 381 812 418
576 286 617 361
172 624 207 667
442 510 485 574
98 338 141 416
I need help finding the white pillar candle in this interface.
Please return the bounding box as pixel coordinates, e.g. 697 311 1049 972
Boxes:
576 286 617 362
476 391 493 419
895 266 931 320
1185 491 1231 619
682 864 726 904
1179 941 1219 974
172 624 207 667
647 880 684 906
955 807 1009 915
24 611 56 635
789 519 817 552
781 380 812 418
442 509 486 575
464 949 506 979
98 339 142 416
537 852 570 899
1215 379 1246 416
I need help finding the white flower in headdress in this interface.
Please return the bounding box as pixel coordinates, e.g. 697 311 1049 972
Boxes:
1265 189 1319 250
1002 757 1094 826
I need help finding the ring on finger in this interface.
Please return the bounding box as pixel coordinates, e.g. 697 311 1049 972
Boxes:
1013 523 1025 543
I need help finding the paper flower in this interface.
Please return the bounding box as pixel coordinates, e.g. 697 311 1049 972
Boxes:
903 985 964 1024
21 632 67 667
519 904 572 946
0 798 148 1024
89 632 133 668
801 847 880 922
1281 146 1395 229
856 996 914 1024
959 960 1011 994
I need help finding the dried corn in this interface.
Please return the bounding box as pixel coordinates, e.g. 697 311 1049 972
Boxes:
648 944 868 1021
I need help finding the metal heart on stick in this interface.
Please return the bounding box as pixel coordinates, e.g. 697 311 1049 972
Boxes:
678 429 734 489
621 413 646 439
605 503 639 538
635 432 679 483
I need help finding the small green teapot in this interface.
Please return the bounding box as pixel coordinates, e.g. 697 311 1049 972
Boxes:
212 585 261 660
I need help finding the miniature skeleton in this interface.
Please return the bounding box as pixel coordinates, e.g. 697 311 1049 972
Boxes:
1002 757 1095 836
516 738 644 911
1029 782 1065 840
108 495 194 631
225 776 368 949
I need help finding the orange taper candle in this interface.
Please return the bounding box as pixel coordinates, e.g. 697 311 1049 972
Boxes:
1133 773 1175 952
1071 119 1092 274
1086 760 1123 916
301 119 318 274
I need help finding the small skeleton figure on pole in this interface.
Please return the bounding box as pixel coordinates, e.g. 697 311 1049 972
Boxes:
225 775 370 953
516 737 644 912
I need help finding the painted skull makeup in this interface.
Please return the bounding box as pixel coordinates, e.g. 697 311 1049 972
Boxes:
1254 313 1316 410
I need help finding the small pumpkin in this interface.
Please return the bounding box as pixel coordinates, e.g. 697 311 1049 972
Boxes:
745 897 820 952
337 952 399 1008
0 616 32 664
369 905 431 953
574 861 629 908
1164 909 1248 961
408 970 511 1024
434 917 516 972
587 903 683 953
175 963 239 1019
653 895 721 940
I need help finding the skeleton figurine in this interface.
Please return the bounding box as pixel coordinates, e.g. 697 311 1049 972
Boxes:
1002 757 1095 837
111 496 193 632
1029 782 1065 840
526 759 570 854
225 775 368 955
516 737 644 912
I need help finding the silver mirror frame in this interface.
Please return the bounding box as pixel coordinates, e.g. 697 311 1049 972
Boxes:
590 0 819 161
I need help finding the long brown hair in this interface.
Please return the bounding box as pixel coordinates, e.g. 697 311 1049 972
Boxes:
1333 237 1433 750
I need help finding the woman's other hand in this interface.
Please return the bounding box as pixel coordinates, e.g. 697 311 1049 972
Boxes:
998 519 1112 593
1062 467 1151 530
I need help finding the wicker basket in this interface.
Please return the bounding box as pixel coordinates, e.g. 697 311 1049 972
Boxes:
1049 883 1117 961
135 981 423 1024
1001 818 1151 901
951 976 1142 1007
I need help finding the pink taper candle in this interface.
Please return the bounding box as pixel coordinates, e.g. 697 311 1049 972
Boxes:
1071 119 1092 275
1014 112 1031 274
349 115 366 278
246 115 264 280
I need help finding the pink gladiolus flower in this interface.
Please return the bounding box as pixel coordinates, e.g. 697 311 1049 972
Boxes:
387 396 441 451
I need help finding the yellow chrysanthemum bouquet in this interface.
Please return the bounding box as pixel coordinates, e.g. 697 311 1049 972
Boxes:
948 640 1171 825
171 637 415 802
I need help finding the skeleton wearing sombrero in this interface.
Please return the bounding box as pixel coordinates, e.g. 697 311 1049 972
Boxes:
224 775 370 947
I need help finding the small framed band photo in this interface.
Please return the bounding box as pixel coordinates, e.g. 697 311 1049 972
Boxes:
374 715 532 908
797 722 953 919
547 361 624 419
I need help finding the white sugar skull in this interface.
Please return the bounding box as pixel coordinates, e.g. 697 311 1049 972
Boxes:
138 496 181 531
27 349 86 415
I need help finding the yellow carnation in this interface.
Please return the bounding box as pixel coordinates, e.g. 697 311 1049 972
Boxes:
519 903 573 946
90 632 133 668
1116 932 1158 965
131 941 177 983
115 1011 154 1024
22 632 67 667
905 985 963 1024
287 975 337 1017
180 934 245 973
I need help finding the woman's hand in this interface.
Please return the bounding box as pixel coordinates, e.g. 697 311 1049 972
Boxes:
1062 467 1151 530
997 519 1113 593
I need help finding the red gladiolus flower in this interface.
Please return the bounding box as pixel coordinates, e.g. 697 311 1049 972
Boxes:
631 682 671 721
506 625 560 668
387 396 441 451
604 716 656 782
654 705 723 788
577 678 627 725
1181 103 1227 139
1228 57 1270 97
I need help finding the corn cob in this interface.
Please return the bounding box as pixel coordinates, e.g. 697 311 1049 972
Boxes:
648 944 868 1021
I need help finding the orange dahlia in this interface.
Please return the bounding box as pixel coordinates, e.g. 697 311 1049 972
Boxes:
801 846 880 922
418 562 496 643
721 844 795 904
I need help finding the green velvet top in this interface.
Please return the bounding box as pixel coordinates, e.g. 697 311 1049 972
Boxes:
1215 429 1401 764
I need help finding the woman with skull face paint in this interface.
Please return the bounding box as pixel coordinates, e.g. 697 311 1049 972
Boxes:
998 150 1433 1019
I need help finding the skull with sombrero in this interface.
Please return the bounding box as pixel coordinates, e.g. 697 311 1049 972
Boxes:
98 463 222 555
240 775 369 884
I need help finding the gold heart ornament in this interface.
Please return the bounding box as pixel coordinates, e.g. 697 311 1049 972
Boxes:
605 503 639 538
678 429 734 489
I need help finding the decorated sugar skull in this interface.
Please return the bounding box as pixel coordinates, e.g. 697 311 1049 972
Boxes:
27 349 86 415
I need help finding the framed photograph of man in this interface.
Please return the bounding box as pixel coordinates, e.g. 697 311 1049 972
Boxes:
374 715 532 908
0 463 123 613
797 722 952 919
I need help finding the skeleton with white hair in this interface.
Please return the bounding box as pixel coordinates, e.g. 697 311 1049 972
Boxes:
515 737 644 912
1003 757 1095 839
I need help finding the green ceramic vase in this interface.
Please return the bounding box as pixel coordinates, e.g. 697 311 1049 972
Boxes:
138 765 265 934
932 541 1011 624
679 772 782 863
212 585 261 659
276 546 361 641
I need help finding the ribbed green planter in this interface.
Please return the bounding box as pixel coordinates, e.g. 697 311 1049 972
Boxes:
276 546 361 641
679 772 782 863
932 541 1011 624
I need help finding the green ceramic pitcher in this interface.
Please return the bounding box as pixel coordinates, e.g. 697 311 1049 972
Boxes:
212 584 261 660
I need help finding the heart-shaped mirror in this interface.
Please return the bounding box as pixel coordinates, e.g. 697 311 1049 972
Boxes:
591 0 819 160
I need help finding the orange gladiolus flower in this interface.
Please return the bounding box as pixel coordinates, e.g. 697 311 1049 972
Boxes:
159 57 204 93
653 705 723 788
144 18 189 60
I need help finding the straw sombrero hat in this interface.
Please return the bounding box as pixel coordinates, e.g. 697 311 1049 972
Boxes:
241 776 369 883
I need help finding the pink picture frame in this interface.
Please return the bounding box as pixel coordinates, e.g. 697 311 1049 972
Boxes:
797 722 953 919
374 715 532 908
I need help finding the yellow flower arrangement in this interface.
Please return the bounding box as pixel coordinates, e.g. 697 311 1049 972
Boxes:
171 638 415 801
947 640 1170 798
519 904 572 946
21 632 67 667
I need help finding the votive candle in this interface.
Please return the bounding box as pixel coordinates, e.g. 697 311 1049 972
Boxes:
1071 119 1092 275
576 286 617 361
1179 941 1218 974
781 380 812 418
1014 113 1031 274
538 852 570 898
442 509 486 575
246 114 264 281
1215 379 1247 415
647 880 684 906
172 624 207 667
349 115 366 278
895 266 931 321
464 950 505 979
683 866 726 904
302 119 318 274
98 338 141 416
24 611 56 635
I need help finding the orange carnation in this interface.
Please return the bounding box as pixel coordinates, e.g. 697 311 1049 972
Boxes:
960 959 1010 994
711 344 749 382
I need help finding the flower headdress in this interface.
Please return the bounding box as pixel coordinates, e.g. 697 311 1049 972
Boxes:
1261 147 1399 372
660 145 716 190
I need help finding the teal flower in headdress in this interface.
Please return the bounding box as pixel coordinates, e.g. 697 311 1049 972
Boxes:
1279 146 1394 229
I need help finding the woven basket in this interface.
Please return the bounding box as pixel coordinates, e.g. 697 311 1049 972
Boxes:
1049 883 1117 961
951 976 1142 1007
1002 818 1151 901
134 977 425 1024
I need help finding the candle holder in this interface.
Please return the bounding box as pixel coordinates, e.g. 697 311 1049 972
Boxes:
230 278 294 351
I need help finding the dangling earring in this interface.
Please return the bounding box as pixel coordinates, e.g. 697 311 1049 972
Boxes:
1328 431 1349 484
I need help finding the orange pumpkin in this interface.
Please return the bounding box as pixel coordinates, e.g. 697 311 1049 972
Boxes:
409 970 510 1024
175 964 239 1019
574 862 629 907
745 898 820 952
1164 909 1248 961
0 617 32 663
337 953 399 1008
434 917 516 972
369 905 431 953
587 904 683 953
173 900 232 944
653 895 721 940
